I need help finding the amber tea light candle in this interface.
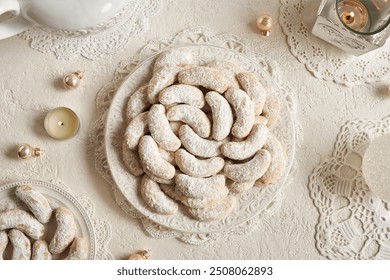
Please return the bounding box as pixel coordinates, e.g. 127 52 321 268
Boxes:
44 107 80 140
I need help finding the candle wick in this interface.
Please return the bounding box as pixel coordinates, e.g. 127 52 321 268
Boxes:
58 122 65 126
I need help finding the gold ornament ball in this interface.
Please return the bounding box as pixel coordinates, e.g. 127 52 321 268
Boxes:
256 15 273 36
17 144 43 160
128 250 151 260
63 70 84 89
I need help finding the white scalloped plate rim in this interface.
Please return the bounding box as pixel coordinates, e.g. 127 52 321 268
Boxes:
105 44 295 234
0 180 96 260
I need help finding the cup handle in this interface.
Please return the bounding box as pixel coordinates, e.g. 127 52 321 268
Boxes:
0 0 33 40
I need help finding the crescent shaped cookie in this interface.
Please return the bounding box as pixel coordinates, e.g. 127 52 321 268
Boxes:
225 88 255 139
126 85 150 121
262 93 281 127
122 141 144 177
65 237 89 260
175 149 225 178
147 65 181 104
140 175 178 215
178 66 229 93
224 149 272 183
256 133 286 186
236 72 267 115
226 179 255 194
159 184 183 202
32 240 52 260
153 48 193 72
221 123 268 160
0 209 45 240
175 174 227 198
206 60 242 89
15 185 52 224
138 135 176 180
180 185 229 209
0 231 8 260
124 111 149 150
179 125 223 158
49 207 76 255
186 195 235 222
167 104 211 138
8 229 31 260
205 91 234 141
159 84 205 108
148 104 181 152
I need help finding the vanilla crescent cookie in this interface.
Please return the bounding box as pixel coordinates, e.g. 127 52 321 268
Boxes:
153 48 193 73
180 186 229 209
49 207 76 255
224 149 272 183
179 125 223 158
175 174 227 198
126 85 150 121
32 240 52 260
178 66 229 93
256 133 286 186
124 111 149 150
205 91 234 141
206 60 242 89
167 104 211 138
15 185 52 224
65 237 89 260
158 147 176 167
138 135 176 180
236 72 267 115
147 65 181 104
186 195 235 222
159 184 183 202
8 229 31 260
159 84 205 108
0 231 8 260
222 123 268 160
144 169 175 185
122 142 144 177
175 149 224 178
226 179 255 194
148 104 181 152
254 115 268 126
0 209 45 240
225 88 255 139
262 93 281 127
140 175 178 215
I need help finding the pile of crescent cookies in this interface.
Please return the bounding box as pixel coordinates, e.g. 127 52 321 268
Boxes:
0 185 88 260
123 48 287 222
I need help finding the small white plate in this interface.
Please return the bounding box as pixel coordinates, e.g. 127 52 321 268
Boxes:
362 134 390 202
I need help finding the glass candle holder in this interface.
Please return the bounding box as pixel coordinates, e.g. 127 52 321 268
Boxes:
312 0 390 55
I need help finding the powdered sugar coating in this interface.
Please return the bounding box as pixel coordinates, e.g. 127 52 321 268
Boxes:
226 179 255 194
0 209 45 240
15 185 52 224
153 48 193 73
124 111 149 150
222 124 268 160
175 149 224 178
186 195 235 222
140 175 178 215
148 104 181 152
224 150 272 183
65 237 89 260
167 105 211 138
206 60 242 89
32 240 52 260
178 66 229 93
126 85 150 121
262 93 281 128
8 229 31 260
205 91 234 141
49 207 76 255
122 141 144 177
159 84 205 108
179 125 223 158
225 88 255 139
0 231 8 260
236 72 267 115
175 174 227 198
148 65 181 104
138 135 176 180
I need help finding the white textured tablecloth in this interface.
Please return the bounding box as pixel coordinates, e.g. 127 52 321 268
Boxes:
0 0 389 260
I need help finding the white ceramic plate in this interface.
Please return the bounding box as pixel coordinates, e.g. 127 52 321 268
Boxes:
0 180 96 260
105 44 295 234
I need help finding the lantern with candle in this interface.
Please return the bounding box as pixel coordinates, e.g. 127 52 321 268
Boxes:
311 0 390 55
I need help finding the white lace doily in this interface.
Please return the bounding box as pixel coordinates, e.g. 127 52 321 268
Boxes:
0 179 113 260
279 0 390 86
18 0 160 60
89 29 302 245
309 116 390 259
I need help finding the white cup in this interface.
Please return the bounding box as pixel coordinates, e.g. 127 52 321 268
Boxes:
0 0 127 39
